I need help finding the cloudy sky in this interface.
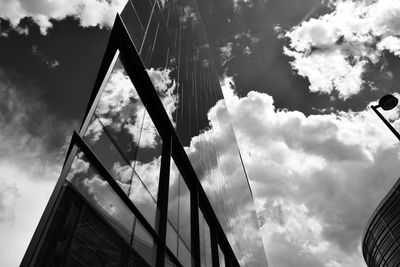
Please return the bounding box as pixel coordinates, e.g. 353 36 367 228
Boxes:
1 0 400 266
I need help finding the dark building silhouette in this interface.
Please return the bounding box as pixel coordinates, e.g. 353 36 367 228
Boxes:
362 178 400 266
21 0 267 266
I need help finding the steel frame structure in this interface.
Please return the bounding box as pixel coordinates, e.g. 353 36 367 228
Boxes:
362 178 400 266
21 15 240 267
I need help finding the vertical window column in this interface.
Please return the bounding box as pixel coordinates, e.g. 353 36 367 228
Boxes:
210 223 219 267
156 135 172 267
191 189 200 267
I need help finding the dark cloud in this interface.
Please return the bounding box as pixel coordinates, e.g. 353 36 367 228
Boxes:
198 0 336 115
0 66 78 265
0 17 110 121
0 66 77 175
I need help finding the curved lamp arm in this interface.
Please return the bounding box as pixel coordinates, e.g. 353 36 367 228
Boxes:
371 104 400 142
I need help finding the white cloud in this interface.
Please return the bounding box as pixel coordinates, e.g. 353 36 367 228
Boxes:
220 76 400 266
183 84 268 265
147 67 179 125
0 183 19 223
220 42 234 66
0 0 127 35
0 68 76 266
377 36 400 57
132 157 161 199
284 0 400 99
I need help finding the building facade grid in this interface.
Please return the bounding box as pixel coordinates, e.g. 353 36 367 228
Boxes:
22 14 241 267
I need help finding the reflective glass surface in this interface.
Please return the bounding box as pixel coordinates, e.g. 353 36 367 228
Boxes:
166 221 179 257
36 148 154 267
168 159 192 265
67 151 135 242
84 54 162 229
362 181 400 267
133 220 156 266
199 209 212 267
121 1 267 265
218 245 226 267
35 184 132 266
178 238 192 267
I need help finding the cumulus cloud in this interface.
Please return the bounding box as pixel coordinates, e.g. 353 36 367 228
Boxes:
147 67 179 124
0 67 77 266
284 0 400 99
220 76 400 266
220 42 234 66
0 0 127 35
183 86 267 265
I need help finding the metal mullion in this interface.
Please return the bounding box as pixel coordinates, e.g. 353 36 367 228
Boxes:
210 222 219 267
128 217 138 266
79 44 120 134
92 114 158 204
197 190 240 267
114 15 241 266
156 135 172 267
116 15 174 142
73 131 160 244
191 189 200 267
139 0 157 55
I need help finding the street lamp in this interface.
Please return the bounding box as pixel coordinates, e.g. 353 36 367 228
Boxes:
371 94 400 141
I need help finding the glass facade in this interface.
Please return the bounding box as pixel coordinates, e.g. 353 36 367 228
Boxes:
21 0 267 266
362 178 400 266
121 1 267 265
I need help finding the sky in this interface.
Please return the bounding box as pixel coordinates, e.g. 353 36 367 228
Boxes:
1 0 400 266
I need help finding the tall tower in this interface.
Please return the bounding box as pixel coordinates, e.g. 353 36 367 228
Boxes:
21 1 267 266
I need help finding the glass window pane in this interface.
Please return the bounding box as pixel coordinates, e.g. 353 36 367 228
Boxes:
67 151 135 242
166 221 178 257
88 55 163 200
121 0 145 49
131 0 153 28
178 174 191 249
168 158 180 229
92 56 144 157
148 17 169 68
178 238 192 267
132 110 162 200
132 220 155 266
218 245 226 267
129 172 157 227
199 210 211 267
84 116 158 229
84 116 133 195
169 159 191 250
140 15 159 66
35 184 131 266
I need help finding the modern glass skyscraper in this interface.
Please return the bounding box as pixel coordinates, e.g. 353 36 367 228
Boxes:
21 0 267 266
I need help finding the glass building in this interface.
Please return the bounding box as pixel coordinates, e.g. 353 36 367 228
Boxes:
21 0 267 266
362 177 400 266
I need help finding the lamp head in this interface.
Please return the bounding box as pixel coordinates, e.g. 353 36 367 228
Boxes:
379 94 398 110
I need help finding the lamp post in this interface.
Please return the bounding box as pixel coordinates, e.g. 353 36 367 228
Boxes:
371 94 400 141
